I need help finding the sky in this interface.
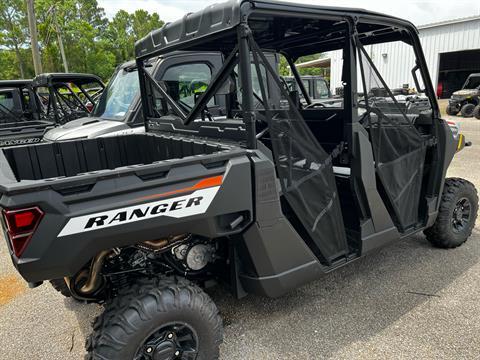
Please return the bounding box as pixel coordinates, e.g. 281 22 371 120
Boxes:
97 0 480 26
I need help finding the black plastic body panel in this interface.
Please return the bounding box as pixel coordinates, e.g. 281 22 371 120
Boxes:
1 142 252 282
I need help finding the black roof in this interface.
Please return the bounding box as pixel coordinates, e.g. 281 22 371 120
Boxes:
135 0 416 59
0 79 32 88
31 73 104 87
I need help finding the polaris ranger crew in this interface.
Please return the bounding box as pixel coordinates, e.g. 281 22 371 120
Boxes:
0 1 477 359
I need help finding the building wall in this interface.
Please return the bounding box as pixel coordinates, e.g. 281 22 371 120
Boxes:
327 17 480 94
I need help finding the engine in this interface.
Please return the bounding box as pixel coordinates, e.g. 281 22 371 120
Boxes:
68 234 220 301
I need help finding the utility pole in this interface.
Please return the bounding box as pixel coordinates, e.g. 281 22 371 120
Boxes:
26 0 42 75
53 8 68 72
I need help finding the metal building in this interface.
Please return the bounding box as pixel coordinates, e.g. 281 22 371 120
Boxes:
306 16 480 98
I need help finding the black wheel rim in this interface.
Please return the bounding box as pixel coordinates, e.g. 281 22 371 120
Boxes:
135 322 199 360
451 197 472 234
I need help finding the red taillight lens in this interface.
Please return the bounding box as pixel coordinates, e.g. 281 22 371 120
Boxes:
2 207 44 257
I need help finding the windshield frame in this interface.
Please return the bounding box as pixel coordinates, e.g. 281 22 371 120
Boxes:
462 75 480 90
92 65 141 122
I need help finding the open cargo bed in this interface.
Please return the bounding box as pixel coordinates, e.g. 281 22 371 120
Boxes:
4 134 230 181
0 133 244 194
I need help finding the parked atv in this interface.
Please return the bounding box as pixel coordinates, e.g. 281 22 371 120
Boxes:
446 73 480 118
0 74 104 147
0 1 477 359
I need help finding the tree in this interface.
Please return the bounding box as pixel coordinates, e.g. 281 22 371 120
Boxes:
131 10 164 41
0 0 29 77
106 9 165 64
0 0 166 80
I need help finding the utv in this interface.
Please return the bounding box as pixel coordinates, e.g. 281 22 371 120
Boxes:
32 72 105 125
0 1 477 359
283 75 331 100
446 73 480 118
0 79 54 147
0 74 105 147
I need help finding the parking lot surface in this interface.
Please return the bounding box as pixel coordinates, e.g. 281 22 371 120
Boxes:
0 110 479 359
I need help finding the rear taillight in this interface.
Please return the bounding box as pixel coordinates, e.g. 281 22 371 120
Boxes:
2 207 44 257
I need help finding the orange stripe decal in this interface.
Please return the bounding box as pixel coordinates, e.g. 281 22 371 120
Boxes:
136 175 223 202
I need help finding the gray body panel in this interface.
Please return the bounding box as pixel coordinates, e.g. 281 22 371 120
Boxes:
43 117 141 141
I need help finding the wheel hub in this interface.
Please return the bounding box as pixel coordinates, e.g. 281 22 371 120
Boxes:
451 197 471 233
152 341 176 360
136 323 198 360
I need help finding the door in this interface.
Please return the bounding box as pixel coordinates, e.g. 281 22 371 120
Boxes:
249 43 349 265
356 38 433 232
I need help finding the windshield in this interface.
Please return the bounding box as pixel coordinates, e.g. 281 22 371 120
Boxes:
316 79 330 98
464 76 480 90
93 68 139 121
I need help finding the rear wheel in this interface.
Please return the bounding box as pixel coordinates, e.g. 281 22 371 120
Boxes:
473 105 480 120
446 104 459 116
49 279 72 298
460 103 475 118
425 178 478 248
85 276 223 360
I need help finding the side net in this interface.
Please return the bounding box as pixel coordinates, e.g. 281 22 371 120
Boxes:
357 42 426 231
249 38 348 264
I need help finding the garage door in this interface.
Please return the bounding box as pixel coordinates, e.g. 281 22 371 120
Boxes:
437 49 480 98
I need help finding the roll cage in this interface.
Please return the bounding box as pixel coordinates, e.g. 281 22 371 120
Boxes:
135 0 439 143
135 0 448 249
32 73 105 125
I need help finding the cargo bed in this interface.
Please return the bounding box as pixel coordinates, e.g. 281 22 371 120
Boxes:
0 133 244 194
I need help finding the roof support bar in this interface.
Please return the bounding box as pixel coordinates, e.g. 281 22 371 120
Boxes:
238 24 257 149
285 55 312 105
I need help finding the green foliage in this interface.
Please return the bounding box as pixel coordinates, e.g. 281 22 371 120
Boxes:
279 53 328 78
0 0 165 80
106 9 164 64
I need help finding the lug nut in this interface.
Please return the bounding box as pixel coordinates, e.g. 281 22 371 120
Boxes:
167 333 174 339
146 347 153 353
175 350 180 356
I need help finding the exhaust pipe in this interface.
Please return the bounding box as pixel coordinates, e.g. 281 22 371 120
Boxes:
77 234 189 295
80 249 112 294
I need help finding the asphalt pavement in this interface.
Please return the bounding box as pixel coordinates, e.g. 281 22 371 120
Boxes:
0 109 479 359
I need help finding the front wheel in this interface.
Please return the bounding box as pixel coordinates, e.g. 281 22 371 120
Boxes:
425 178 478 248
446 104 459 116
473 105 480 120
460 103 476 118
85 277 223 360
